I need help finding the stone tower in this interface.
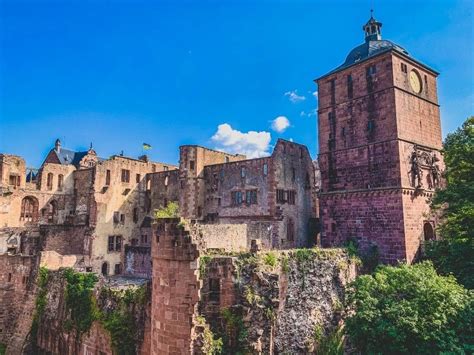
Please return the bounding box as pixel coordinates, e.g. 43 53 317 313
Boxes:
316 14 443 263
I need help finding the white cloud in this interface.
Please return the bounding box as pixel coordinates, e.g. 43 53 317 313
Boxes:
300 109 317 118
284 90 306 103
271 116 290 133
211 123 271 158
312 90 318 99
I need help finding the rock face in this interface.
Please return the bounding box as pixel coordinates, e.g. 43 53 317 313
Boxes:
197 249 357 354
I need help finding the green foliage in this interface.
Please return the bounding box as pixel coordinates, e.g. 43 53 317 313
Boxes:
426 116 474 289
263 251 278 268
100 285 147 355
280 254 289 273
30 267 50 348
220 308 249 353
0 343 5 355
313 325 344 355
202 326 223 355
345 261 473 354
155 201 179 218
294 248 314 263
199 255 212 279
63 268 99 334
243 286 262 306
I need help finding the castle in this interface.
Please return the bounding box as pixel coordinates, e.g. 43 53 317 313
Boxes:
0 14 443 354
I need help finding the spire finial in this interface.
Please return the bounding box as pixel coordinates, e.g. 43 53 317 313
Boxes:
370 8 374 18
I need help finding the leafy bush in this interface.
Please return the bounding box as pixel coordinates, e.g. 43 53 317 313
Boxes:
313 325 344 355
263 252 277 268
155 201 179 218
345 261 473 354
63 268 99 334
426 116 474 289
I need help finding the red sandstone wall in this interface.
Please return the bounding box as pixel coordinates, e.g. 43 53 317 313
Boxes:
151 220 201 354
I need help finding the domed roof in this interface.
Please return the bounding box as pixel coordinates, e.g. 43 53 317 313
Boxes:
337 39 409 70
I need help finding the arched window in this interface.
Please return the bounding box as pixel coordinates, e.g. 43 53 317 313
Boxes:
47 200 57 223
20 196 39 222
47 173 53 190
58 174 64 190
423 222 435 241
101 262 109 276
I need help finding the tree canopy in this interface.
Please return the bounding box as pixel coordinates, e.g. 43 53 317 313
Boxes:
426 116 474 289
345 261 473 354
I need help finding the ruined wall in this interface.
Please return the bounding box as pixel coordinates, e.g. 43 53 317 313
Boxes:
196 249 357 354
124 246 152 278
0 254 38 353
151 219 356 354
149 170 180 212
179 146 246 219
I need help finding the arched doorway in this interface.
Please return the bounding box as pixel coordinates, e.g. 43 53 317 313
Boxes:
423 222 435 241
20 196 39 222
101 262 109 276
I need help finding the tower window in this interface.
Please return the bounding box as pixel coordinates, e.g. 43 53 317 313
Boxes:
367 120 376 133
330 79 336 105
189 160 195 170
46 173 53 190
241 166 246 178
366 65 376 76
347 74 353 99
105 170 111 185
401 63 408 74
263 163 268 176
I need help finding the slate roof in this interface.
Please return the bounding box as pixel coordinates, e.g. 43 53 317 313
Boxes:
52 148 105 167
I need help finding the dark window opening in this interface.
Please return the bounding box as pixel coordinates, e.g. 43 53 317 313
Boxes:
241 166 246 178
20 196 38 222
136 173 141 183
189 160 195 170
113 211 120 224
105 170 111 186
101 263 109 276
423 222 435 241
401 63 408 73
209 278 220 302
121 169 130 183
330 79 336 105
57 174 64 190
114 264 122 275
47 173 53 190
133 208 138 223
263 163 268 176
347 74 353 99
245 190 258 205
287 218 295 241
231 191 243 206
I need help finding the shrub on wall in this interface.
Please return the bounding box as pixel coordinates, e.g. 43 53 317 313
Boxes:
345 261 473 354
155 201 179 218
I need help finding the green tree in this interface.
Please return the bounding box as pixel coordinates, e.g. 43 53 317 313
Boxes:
345 262 473 354
426 116 474 289
155 201 179 218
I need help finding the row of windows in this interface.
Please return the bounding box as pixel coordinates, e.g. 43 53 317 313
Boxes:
45 173 64 190
107 167 169 185
329 64 377 104
231 190 258 206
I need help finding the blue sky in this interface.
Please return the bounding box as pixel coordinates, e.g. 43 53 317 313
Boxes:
0 0 472 167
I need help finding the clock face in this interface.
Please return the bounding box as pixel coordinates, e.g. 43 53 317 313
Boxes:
409 70 422 93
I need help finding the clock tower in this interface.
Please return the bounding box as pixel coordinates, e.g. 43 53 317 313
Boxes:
316 14 444 263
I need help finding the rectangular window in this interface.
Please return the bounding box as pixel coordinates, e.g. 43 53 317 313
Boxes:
287 190 296 205
120 214 125 224
141 234 148 244
245 190 257 204
105 170 111 185
347 74 353 99
263 163 268 176
108 236 115 252
367 120 375 133
136 174 141 183
114 263 122 275
292 168 296 182
121 169 130 183
133 208 138 223
231 191 243 206
113 211 120 224
424 75 428 92
276 189 285 204
115 236 122 251
189 160 195 170
330 79 336 105
367 65 376 75
241 166 246 178
401 63 408 73
209 278 220 302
